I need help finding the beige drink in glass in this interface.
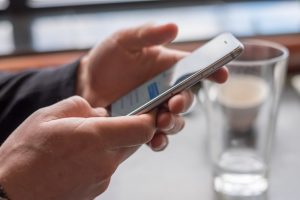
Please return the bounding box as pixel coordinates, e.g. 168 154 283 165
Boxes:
218 75 269 133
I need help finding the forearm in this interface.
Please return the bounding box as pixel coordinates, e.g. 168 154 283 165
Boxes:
0 60 80 144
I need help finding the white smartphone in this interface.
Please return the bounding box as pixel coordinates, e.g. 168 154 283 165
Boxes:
110 33 244 116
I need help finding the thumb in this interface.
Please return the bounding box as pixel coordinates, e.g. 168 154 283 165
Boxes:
42 96 103 119
86 111 157 149
115 23 178 52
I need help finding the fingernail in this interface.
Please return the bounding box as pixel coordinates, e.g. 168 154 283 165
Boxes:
161 115 175 132
152 137 168 152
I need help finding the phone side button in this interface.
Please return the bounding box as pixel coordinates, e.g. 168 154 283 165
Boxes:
203 70 211 77
204 69 213 77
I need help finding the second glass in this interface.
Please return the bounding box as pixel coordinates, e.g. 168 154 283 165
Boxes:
203 40 289 198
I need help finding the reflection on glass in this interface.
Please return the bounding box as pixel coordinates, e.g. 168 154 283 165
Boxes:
0 21 15 54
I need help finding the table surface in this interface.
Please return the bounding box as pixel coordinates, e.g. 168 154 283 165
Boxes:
95 81 300 200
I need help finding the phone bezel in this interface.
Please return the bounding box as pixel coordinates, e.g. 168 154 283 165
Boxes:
110 33 244 116
127 45 243 116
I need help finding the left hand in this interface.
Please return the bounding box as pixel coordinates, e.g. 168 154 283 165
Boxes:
76 23 228 151
0 96 159 199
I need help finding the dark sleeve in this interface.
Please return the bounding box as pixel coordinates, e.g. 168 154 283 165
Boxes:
0 60 80 144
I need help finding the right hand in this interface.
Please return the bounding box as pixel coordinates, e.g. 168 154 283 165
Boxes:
77 23 228 151
0 96 156 200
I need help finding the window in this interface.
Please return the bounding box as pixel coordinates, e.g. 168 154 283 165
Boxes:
28 0 157 8
0 21 14 54
0 0 299 56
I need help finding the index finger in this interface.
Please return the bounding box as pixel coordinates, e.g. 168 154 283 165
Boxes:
206 66 229 83
166 90 194 114
115 23 178 52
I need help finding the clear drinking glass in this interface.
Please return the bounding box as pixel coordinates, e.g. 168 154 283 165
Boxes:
203 40 289 198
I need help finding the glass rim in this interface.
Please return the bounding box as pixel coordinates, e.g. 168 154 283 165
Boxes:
230 39 289 66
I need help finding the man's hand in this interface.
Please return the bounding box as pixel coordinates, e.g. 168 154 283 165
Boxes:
0 96 157 200
77 23 228 151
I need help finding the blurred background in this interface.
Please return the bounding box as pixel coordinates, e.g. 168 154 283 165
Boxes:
0 0 299 71
0 1 299 200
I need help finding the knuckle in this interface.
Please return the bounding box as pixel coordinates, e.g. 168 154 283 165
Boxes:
97 162 117 181
178 119 185 132
99 179 111 195
138 116 155 142
33 107 46 116
69 95 89 107
32 107 50 120
182 91 194 111
67 96 92 112
113 28 130 42
141 128 153 143
173 117 185 133
112 30 122 41
99 170 113 182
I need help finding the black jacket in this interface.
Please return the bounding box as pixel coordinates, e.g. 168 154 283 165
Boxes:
0 60 79 144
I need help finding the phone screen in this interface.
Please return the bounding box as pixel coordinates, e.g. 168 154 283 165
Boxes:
111 33 243 116
111 68 174 116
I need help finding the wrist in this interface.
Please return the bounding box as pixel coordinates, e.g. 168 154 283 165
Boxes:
0 168 33 200
0 158 13 200
0 154 16 200
0 148 31 200
0 148 11 200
